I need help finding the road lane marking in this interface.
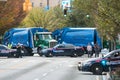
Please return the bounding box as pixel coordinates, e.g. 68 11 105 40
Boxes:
50 69 54 72
43 73 48 76
68 65 76 67
34 78 39 80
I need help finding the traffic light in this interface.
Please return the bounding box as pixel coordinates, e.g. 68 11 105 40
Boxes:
64 9 67 16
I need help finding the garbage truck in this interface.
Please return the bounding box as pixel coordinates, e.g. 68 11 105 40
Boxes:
52 27 102 53
2 27 57 56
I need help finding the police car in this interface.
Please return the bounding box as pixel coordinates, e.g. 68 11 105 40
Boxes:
78 49 120 75
0 44 17 58
40 44 84 57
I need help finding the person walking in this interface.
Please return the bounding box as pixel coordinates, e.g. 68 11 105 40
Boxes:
16 43 22 58
94 43 100 57
87 43 92 58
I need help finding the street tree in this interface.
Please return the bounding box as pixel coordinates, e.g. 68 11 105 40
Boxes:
21 6 67 31
72 0 120 47
0 0 26 35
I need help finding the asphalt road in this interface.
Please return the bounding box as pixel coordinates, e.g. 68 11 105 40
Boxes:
0 54 107 80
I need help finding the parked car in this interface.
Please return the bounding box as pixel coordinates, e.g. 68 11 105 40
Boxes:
78 49 120 75
40 44 84 57
101 48 109 57
0 44 17 58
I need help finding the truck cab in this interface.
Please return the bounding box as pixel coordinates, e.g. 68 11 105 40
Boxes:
34 32 57 56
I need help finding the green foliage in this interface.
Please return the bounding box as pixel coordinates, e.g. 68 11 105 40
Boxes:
72 0 120 42
0 0 26 35
71 0 95 27
21 6 67 31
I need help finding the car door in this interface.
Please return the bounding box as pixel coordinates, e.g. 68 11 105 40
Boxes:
64 44 74 56
108 51 120 69
53 44 65 56
0 45 9 56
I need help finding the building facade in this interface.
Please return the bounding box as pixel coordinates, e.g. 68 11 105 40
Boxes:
23 0 61 11
23 0 73 11
30 0 61 8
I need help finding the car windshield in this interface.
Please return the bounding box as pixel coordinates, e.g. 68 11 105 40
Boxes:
104 50 120 58
54 44 64 48
104 51 113 58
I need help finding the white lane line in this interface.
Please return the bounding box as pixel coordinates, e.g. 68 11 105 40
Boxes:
68 65 76 67
50 69 54 72
0 61 5 63
43 73 48 77
34 78 39 80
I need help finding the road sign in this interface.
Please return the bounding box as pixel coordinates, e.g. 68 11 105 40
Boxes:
62 0 71 9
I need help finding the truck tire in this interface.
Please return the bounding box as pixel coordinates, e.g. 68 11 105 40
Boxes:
37 47 42 56
91 64 103 75
22 47 33 56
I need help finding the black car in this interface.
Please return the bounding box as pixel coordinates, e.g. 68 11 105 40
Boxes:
78 49 120 75
0 44 17 58
40 44 84 57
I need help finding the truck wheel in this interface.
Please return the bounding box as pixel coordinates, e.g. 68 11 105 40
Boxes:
91 64 103 75
22 47 33 56
22 48 28 56
37 47 42 56
38 53 42 56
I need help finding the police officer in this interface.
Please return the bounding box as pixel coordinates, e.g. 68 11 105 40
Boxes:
94 43 100 57
16 43 22 58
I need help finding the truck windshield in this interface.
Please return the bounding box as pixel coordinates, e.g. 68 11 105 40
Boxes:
43 34 52 40
37 34 52 40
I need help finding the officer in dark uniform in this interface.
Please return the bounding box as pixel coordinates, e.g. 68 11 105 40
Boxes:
16 43 22 58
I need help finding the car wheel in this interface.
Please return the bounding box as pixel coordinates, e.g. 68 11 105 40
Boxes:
72 52 78 57
46 52 53 57
91 64 103 75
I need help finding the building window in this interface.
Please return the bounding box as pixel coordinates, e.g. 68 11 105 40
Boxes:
32 2 34 7
40 3 42 7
